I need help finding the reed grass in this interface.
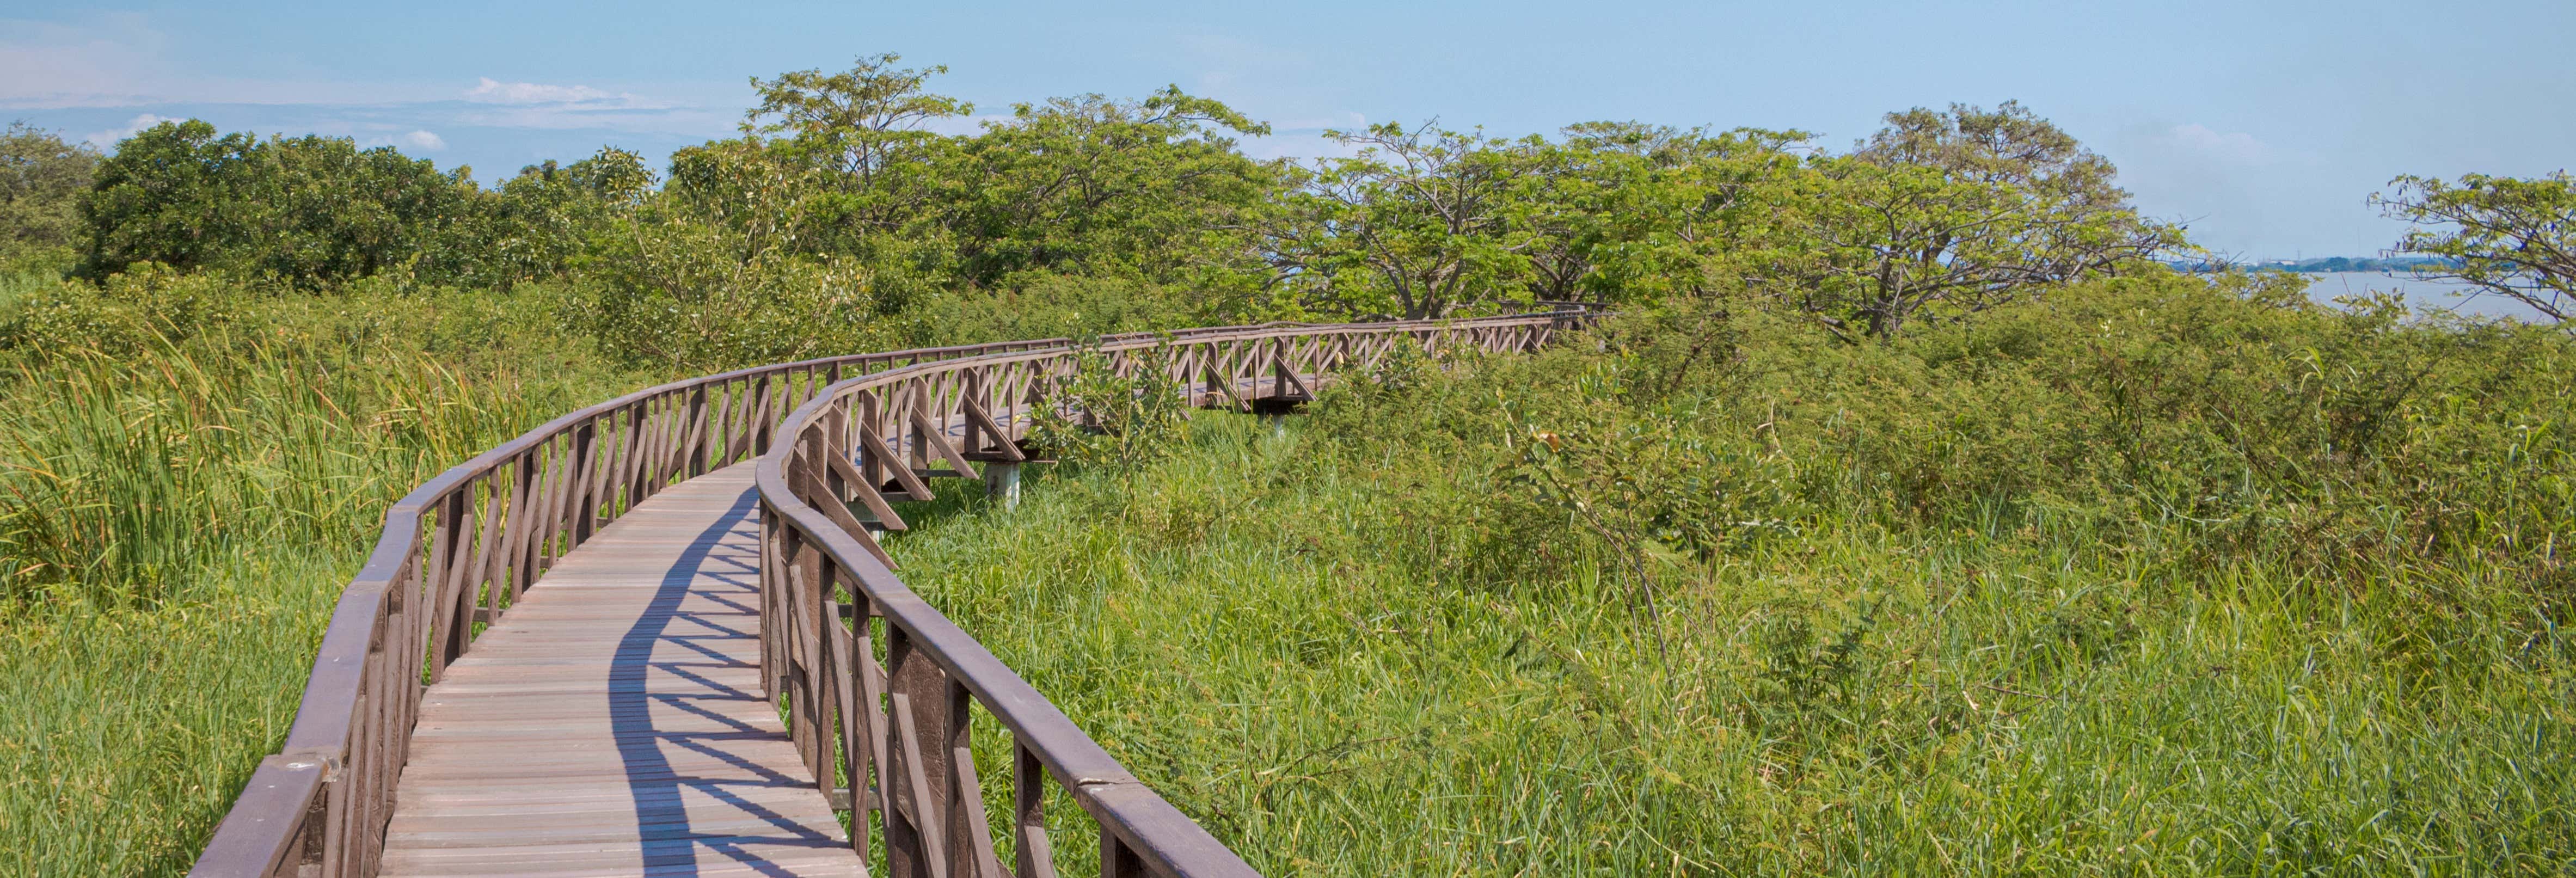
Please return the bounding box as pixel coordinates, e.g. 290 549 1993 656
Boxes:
2 269 2568 875
0 283 647 876
885 278 2576 875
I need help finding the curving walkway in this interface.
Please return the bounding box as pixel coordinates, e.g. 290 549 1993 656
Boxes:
192 314 1578 878
375 466 860 877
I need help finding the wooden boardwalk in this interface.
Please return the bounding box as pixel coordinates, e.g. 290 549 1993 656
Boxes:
194 315 1571 877
376 466 863 877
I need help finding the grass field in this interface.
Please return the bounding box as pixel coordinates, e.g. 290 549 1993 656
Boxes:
883 280 2576 875
2 269 2568 875
0 278 651 876
887 419 2572 875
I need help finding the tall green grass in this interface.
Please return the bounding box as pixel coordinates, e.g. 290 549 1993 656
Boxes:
4 265 2569 875
885 277 2575 875
0 279 648 876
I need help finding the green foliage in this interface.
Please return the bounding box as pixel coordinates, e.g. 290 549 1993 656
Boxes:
1261 102 2175 333
1 551 344 876
575 138 888 372
1270 123 1540 319
898 272 1217 345
1271 121 1809 318
888 279 2575 874
2377 169 2575 324
483 147 651 284
46 76 2189 350
0 263 241 357
746 51 973 282
1509 123 1810 305
611 58 1291 361
1023 343 1193 467
749 52 973 212
1767 102 2187 337
941 88 1280 291
0 271 646 875
0 275 629 607
82 120 492 288
0 120 97 272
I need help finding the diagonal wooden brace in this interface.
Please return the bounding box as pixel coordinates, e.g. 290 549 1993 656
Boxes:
858 420 936 502
1274 355 1315 400
826 450 909 532
909 407 983 478
958 396 1025 462
796 462 900 569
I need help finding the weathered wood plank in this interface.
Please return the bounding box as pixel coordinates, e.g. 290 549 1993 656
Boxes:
376 465 862 877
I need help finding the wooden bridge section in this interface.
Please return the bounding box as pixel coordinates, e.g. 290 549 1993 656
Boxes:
191 315 1580 878
377 466 855 876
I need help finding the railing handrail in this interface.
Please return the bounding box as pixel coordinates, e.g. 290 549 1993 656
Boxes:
193 310 1590 878
197 337 1057 876
750 312 1574 876
272 337 1056 746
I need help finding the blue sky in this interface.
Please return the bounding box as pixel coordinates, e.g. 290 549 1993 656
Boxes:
5 1 2569 258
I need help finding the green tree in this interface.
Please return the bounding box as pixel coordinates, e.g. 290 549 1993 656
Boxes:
1768 102 2183 337
78 120 265 277
2375 170 2574 324
1505 123 1809 306
942 87 1279 290
752 52 973 210
1271 123 1537 319
82 120 494 288
486 147 652 284
744 56 1285 313
0 121 100 270
578 138 885 370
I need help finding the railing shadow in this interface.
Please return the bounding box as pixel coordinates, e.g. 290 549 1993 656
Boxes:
612 488 840 876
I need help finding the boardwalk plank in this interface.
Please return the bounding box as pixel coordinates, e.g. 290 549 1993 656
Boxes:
378 465 864 877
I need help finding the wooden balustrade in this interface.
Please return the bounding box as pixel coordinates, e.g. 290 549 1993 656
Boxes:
189 314 1583 878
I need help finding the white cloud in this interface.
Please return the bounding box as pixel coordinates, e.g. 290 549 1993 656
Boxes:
401 130 446 150
84 112 168 148
449 77 722 133
465 77 627 106
2162 123 2273 164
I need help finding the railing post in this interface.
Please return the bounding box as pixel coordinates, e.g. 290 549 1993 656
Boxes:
625 402 650 508
857 390 883 492
753 375 776 457
759 503 782 702
943 677 978 878
885 626 957 878
571 420 599 544
508 455 537 600
429 492 471 678
1013 741 1053 877
983 463 1021 508
1101 829 1145 878
686 385 710 477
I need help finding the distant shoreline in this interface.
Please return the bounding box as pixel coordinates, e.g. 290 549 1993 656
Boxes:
2168 256 2462 274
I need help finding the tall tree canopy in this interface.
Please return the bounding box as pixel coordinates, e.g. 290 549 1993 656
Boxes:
2377 170 2574 325
1771 102 2184 337
34 59 2202 363
0 121 98 267
82 120 488 287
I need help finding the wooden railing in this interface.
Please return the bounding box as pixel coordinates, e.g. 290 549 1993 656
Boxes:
190 314 1581 877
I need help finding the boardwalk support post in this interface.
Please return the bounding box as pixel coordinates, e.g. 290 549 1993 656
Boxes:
983 462 1021 508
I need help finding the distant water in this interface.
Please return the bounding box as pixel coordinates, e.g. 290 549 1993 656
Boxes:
2299 271 2555 323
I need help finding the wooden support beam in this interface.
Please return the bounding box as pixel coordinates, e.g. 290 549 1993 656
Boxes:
1275 355 1315 400
859 420 936 502
910 407 983 478
826 449 910 532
